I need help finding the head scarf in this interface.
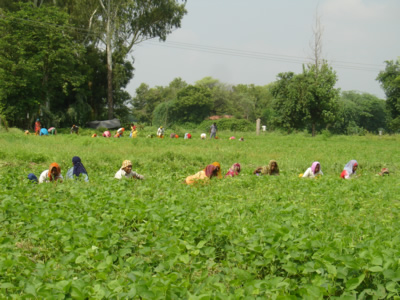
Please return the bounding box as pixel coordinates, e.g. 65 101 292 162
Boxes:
27 173 38 183
311 162 321 174
343 160 358 175
204 165 217 178
262 160 279 175
121 160 132 170
72 156 88 178
211 162 222 178
225 163 241 177
48 163 61 181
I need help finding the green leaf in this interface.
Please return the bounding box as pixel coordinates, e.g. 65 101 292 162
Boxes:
179 254 190 264
346 273 365 291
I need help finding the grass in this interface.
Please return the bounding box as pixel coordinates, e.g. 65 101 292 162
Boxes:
0 129 399 298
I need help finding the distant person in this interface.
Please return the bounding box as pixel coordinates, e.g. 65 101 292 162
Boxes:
170 133 176 138
200 133 206 139
157 126 164 138
302 162 323 178
130 123 138 138
185 164 220 185
239 137 244 142
341 160 358 179
229 136 235 140
103 131 111 137
117 127 125 136
39 128 49 136
34 119 41 136
66 156 89 182
70 125 79 134
225 163 241 177
39 163 63 183
115 160 144 180
184 133 192 139
24 130 30 135
210 122 217 139
27 173 38 183
130 123 137 131
254 160 280 176
378 168 389 176
48 127 57 135
92 133 97 138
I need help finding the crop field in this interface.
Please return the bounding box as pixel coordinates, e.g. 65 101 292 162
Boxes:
1 128 400 299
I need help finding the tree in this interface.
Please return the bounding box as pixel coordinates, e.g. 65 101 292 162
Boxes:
377 59 400 131
271 63 339 134
87 0 187 119
0 3 86 127
171 85 213 123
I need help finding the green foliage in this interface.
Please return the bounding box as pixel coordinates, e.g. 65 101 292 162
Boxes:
1 132 400 298
377 59 400 132
198 118 255 132
0 3 86 128
272 63 340 136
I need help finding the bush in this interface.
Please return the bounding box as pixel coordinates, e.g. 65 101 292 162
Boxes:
198 118 255 132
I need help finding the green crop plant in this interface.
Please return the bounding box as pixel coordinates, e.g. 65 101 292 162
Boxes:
0 130 399 298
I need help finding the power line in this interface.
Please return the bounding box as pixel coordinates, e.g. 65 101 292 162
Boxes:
1 14 385 72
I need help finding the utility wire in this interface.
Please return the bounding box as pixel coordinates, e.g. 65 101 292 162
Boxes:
1 14 385 72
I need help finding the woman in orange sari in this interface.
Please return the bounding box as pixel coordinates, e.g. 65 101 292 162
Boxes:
38 163 63 183
34 119 41 136
185 163 221 184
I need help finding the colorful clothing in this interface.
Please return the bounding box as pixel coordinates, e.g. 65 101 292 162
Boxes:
66 156 89 182
115 160 144 180
103 131 111 137
34 120 41 135
185 164 218 184
39 128 49 136
211 162 222 178
302 162 323 178
341 160 358 179
255 160 280 176
225 163 241 177
39 163 63 183
48 127 56 135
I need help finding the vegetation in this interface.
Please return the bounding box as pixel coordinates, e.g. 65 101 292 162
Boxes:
0 130 399 298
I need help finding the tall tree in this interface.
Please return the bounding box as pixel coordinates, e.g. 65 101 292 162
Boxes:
377 59 400 131
87 0 187 119
0 3 85 127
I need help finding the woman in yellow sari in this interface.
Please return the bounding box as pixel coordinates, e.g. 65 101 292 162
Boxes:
185 162 221 185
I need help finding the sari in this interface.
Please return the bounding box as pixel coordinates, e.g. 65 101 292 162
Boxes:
225 163 241 177
48 163 61 181
186 165 217 185
260 160 279 175
211 162 222 178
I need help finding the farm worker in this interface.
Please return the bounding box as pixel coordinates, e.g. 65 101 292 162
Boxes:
130 123 137 131
229 136 235 140
157 126 164 138
175 134 179 138
200 133 206 139
341 160 358 179
70 125 79 134
117 127 125 136
254 160 280 176
48 127 57 135
114 132 121 138
115 160 144 180
38 163 63 183
184 133 192 139
66 156 89 182
185 164 220 185
378 168 389 176
34 119 41 136
210 122 217 139
92 133 97 138
103 131 111 137
170 133 176 138
24 130 30 135
130 130 138 138
239 137 244 142
225 163 241 177
39 128 49 136
302 162 323 178
211 162 222 178
27 173 38 183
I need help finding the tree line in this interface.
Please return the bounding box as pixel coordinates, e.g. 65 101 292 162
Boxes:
0 1 399 135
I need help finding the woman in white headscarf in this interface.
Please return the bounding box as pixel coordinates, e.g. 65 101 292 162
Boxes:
341 160 358 179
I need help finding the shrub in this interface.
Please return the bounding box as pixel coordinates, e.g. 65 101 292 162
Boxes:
198 118 255 132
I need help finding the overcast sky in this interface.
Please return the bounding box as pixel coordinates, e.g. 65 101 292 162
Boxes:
126 0 400 99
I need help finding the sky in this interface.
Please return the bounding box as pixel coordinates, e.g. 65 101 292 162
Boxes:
126 0 400 99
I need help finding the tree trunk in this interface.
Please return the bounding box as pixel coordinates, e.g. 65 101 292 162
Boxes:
106 2 113 119
312 122 316 137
